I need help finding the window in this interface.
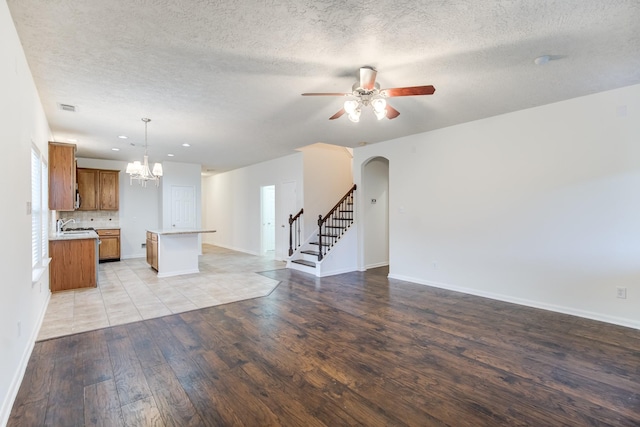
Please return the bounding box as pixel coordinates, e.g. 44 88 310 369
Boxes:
31 145 49 280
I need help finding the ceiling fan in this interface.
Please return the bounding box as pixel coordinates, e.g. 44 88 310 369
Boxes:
302 66 435 122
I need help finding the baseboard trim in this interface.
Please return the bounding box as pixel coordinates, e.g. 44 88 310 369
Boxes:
210 243 260 257
365 261 389 270
388 273 640 330
157 268 200 278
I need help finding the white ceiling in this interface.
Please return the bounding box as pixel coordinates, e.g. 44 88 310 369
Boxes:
7 0 640 174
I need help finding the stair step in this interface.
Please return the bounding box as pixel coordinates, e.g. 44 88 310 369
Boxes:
325 225 346 229
319 234 339 238
301 250 320 256
292 259 316 268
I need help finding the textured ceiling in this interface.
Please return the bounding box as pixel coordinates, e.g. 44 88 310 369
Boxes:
7 0 640 173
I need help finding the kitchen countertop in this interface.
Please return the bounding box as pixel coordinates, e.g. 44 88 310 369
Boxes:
147 228 217 236
49 230 99 241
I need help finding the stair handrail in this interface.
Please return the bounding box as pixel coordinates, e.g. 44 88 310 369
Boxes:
288 208 304 256
317 184 356 261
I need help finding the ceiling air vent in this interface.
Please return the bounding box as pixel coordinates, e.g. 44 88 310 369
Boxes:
58 103 77 112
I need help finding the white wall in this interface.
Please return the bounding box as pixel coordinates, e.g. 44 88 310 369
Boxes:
76 158 159 259
0 2 53 423
354 84 640 329
300 143 354 237
202 153 303 259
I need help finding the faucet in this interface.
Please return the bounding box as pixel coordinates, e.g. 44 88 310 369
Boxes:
56 218 76 233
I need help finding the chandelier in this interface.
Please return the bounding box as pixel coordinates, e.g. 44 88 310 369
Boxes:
126 118 163 187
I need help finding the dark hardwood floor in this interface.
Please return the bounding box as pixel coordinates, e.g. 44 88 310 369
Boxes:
9 267 640 426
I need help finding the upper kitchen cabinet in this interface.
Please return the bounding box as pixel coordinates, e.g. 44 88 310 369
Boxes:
99 170 119 210
77 168 119 211
49 142 76 211
77 168 99 210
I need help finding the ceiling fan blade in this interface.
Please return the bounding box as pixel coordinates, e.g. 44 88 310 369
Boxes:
359 66 377 90
386 105 400 119
380 85 436 97
329 108 346 120
302 92 350 96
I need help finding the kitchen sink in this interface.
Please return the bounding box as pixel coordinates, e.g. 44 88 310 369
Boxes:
62 230 94 235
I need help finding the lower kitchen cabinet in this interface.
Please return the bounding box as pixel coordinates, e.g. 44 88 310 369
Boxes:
49 238 97 292
97 228 120 262
146 231 158 270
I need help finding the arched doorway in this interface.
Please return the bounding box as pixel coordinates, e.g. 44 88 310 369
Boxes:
362 157 389 269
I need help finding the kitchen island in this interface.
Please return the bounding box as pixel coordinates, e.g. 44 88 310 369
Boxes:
49 230 99 291
146 229 216 278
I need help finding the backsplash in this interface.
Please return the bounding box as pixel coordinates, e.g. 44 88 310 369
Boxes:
56 210 120 229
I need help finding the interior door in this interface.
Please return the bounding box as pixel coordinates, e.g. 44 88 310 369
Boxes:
171 185 196 229
261 185 276 254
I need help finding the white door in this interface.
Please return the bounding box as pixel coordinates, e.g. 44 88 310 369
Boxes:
279 180 297 259
261 185 276 255
171 185 196 229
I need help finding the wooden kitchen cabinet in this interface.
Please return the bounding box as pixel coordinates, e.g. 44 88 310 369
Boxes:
77 168 99 210
99 170 119 210
49 142 76 211
146 231 158 270
76 168 119 210
97 228 120 262
49 238 96 291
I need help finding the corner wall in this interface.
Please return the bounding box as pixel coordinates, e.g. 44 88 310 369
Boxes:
354 84 640 329
76 158 160 259
300 143 354 236
202 153 303 260
0 2 53 422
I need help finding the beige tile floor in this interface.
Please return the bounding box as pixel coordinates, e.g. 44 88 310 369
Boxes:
38 244 285 340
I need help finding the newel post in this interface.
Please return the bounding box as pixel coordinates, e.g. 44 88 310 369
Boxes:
288 214 294 256
317 215 324 261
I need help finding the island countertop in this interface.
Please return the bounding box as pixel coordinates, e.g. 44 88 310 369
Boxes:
146 228 217 236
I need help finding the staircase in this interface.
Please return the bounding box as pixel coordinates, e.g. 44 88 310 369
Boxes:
288 185 357 276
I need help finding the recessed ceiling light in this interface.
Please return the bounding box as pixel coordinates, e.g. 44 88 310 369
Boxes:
118 135 128 139
111 148 120 151
181 143 191 147
167 153 175 157
534 55 551 65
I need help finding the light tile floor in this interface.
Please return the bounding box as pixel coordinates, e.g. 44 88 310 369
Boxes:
38 244 285 340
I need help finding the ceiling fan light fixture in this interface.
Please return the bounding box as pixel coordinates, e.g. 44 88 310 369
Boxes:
372 98 386 113
348 109 361 123
372 98 387 120
344 100 359 114
303 66 435 122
